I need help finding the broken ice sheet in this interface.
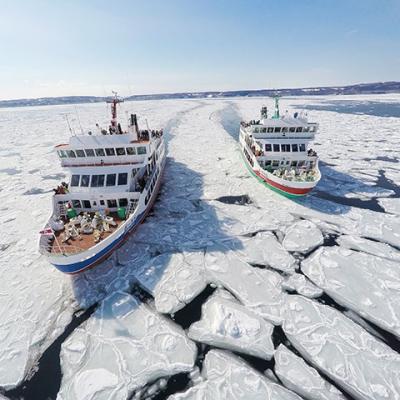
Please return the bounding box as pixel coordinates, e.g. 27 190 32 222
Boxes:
188 289 274 359
283 295 400 400
282 273 323 298
282 219 324 254
302 246 400 338
58 292 196 400
275 344 346 400
169 349 301 400
134 251 207 314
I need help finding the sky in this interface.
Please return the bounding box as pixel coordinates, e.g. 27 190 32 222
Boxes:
0 0 399 100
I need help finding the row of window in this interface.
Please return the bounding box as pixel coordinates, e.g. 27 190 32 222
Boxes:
70 198 128 210
145 166 160 205
71 173 128 187
265 143 306 153
58 146 147 159
261 160 315 168
254 126 316 134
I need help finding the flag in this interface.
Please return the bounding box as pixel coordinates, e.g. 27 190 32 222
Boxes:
39 227 54 236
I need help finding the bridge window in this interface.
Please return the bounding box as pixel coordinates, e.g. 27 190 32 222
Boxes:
289 127 295 133
91 175 105 187
105 148 116 156
265 160 271 166
82 200 91 208
292 144 298 152
71 175 80 186
274 127 281 133
57 150 67 158
267 127 274 133
106 174 116 186
81 175 90 187
265 144 272 152
273 144 280 152
95 148 105 157
309 126 316 132
272 160 279 167
137 146 147 155
67 150 76 158
291 161 298 167
119 198 128 207
282 127 288 133
126 147 136 155
299 144 306 152
116 147 126 156
281 144 291 152
261 128 267 133
304 127 310 132
72 200 81 209
85 149 95 157
118 173 128 185
254 127 259 133
76 150 85 157
296 127 302 132
107 199 117 208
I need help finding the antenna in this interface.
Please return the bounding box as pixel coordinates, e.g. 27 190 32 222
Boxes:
74 105 84 134
64 114 75 136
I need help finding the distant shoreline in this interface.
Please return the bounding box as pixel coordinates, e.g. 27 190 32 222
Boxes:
1 81 399 109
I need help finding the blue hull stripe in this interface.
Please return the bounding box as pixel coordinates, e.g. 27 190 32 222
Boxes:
53 210 145 274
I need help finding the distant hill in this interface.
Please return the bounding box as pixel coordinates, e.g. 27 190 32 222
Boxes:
1 81 399 109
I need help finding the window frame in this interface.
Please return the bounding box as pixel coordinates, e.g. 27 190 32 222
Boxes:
118 173 128 186
85 149 95 157
106 174 116 186
76 149 86 158
80 175 90 187
70 175 80 187
105 148 116 156
273 144 280 152
95 148 105 157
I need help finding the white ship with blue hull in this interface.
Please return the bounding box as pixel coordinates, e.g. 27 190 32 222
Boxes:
39 95 166 274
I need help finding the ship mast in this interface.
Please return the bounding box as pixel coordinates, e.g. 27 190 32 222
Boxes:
106 91 124 134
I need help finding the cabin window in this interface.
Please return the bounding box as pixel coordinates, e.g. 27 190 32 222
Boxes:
105 148 116 156
106 174 116 186
107 199 117 208
58 150 67 158
100 200 105 206
304 127 310 132
76 150 85 157
291 161 297 167
72 200 81 209
289 127 295 133
71 175 80 186
91 175 105 187
92 201 97 206
119 198 128 207
299 144 306 152
81 175 90 187
265 144 272 152
118 173 128 185
265 160 272 166
254 127 259 133
82 200 91 208
309 126 316 132
281 144 291 152
292 144 298 152
261 128 267 133
273 144 280 152
274 127 281 133
95 148 105 157
116 147 126 156
67 150 76 158
296 127 302 132
298 161 306 167
126 147 136 155
272 160 279 167
282 127 288 133
85 149 95 157
267 127 274 133
137 146 147 155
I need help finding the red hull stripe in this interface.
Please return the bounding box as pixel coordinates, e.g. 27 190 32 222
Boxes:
255 170 312 195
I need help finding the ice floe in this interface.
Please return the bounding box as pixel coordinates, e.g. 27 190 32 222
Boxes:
283 295 400 400
188 290 274 359
282 273 323 298
302 246 400 337
169 350 301 399
58 292 196 400
275 344 346 400
283 220 324 254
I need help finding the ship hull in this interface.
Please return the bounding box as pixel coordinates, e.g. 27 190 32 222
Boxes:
46 156 165 274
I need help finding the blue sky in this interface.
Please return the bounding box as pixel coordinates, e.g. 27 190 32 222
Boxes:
0 0 399 99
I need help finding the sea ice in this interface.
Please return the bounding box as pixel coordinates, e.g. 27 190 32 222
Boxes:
275 344 346 400
58 292 196 400
188 290 275 359
302 246 400 337
282 273 323 298
169 350 302 400
283 295 400 400
283 220 324 254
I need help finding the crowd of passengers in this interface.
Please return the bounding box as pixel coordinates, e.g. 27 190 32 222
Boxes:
89 123 163 140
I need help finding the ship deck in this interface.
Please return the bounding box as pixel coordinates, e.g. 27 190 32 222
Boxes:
49 212 125 255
